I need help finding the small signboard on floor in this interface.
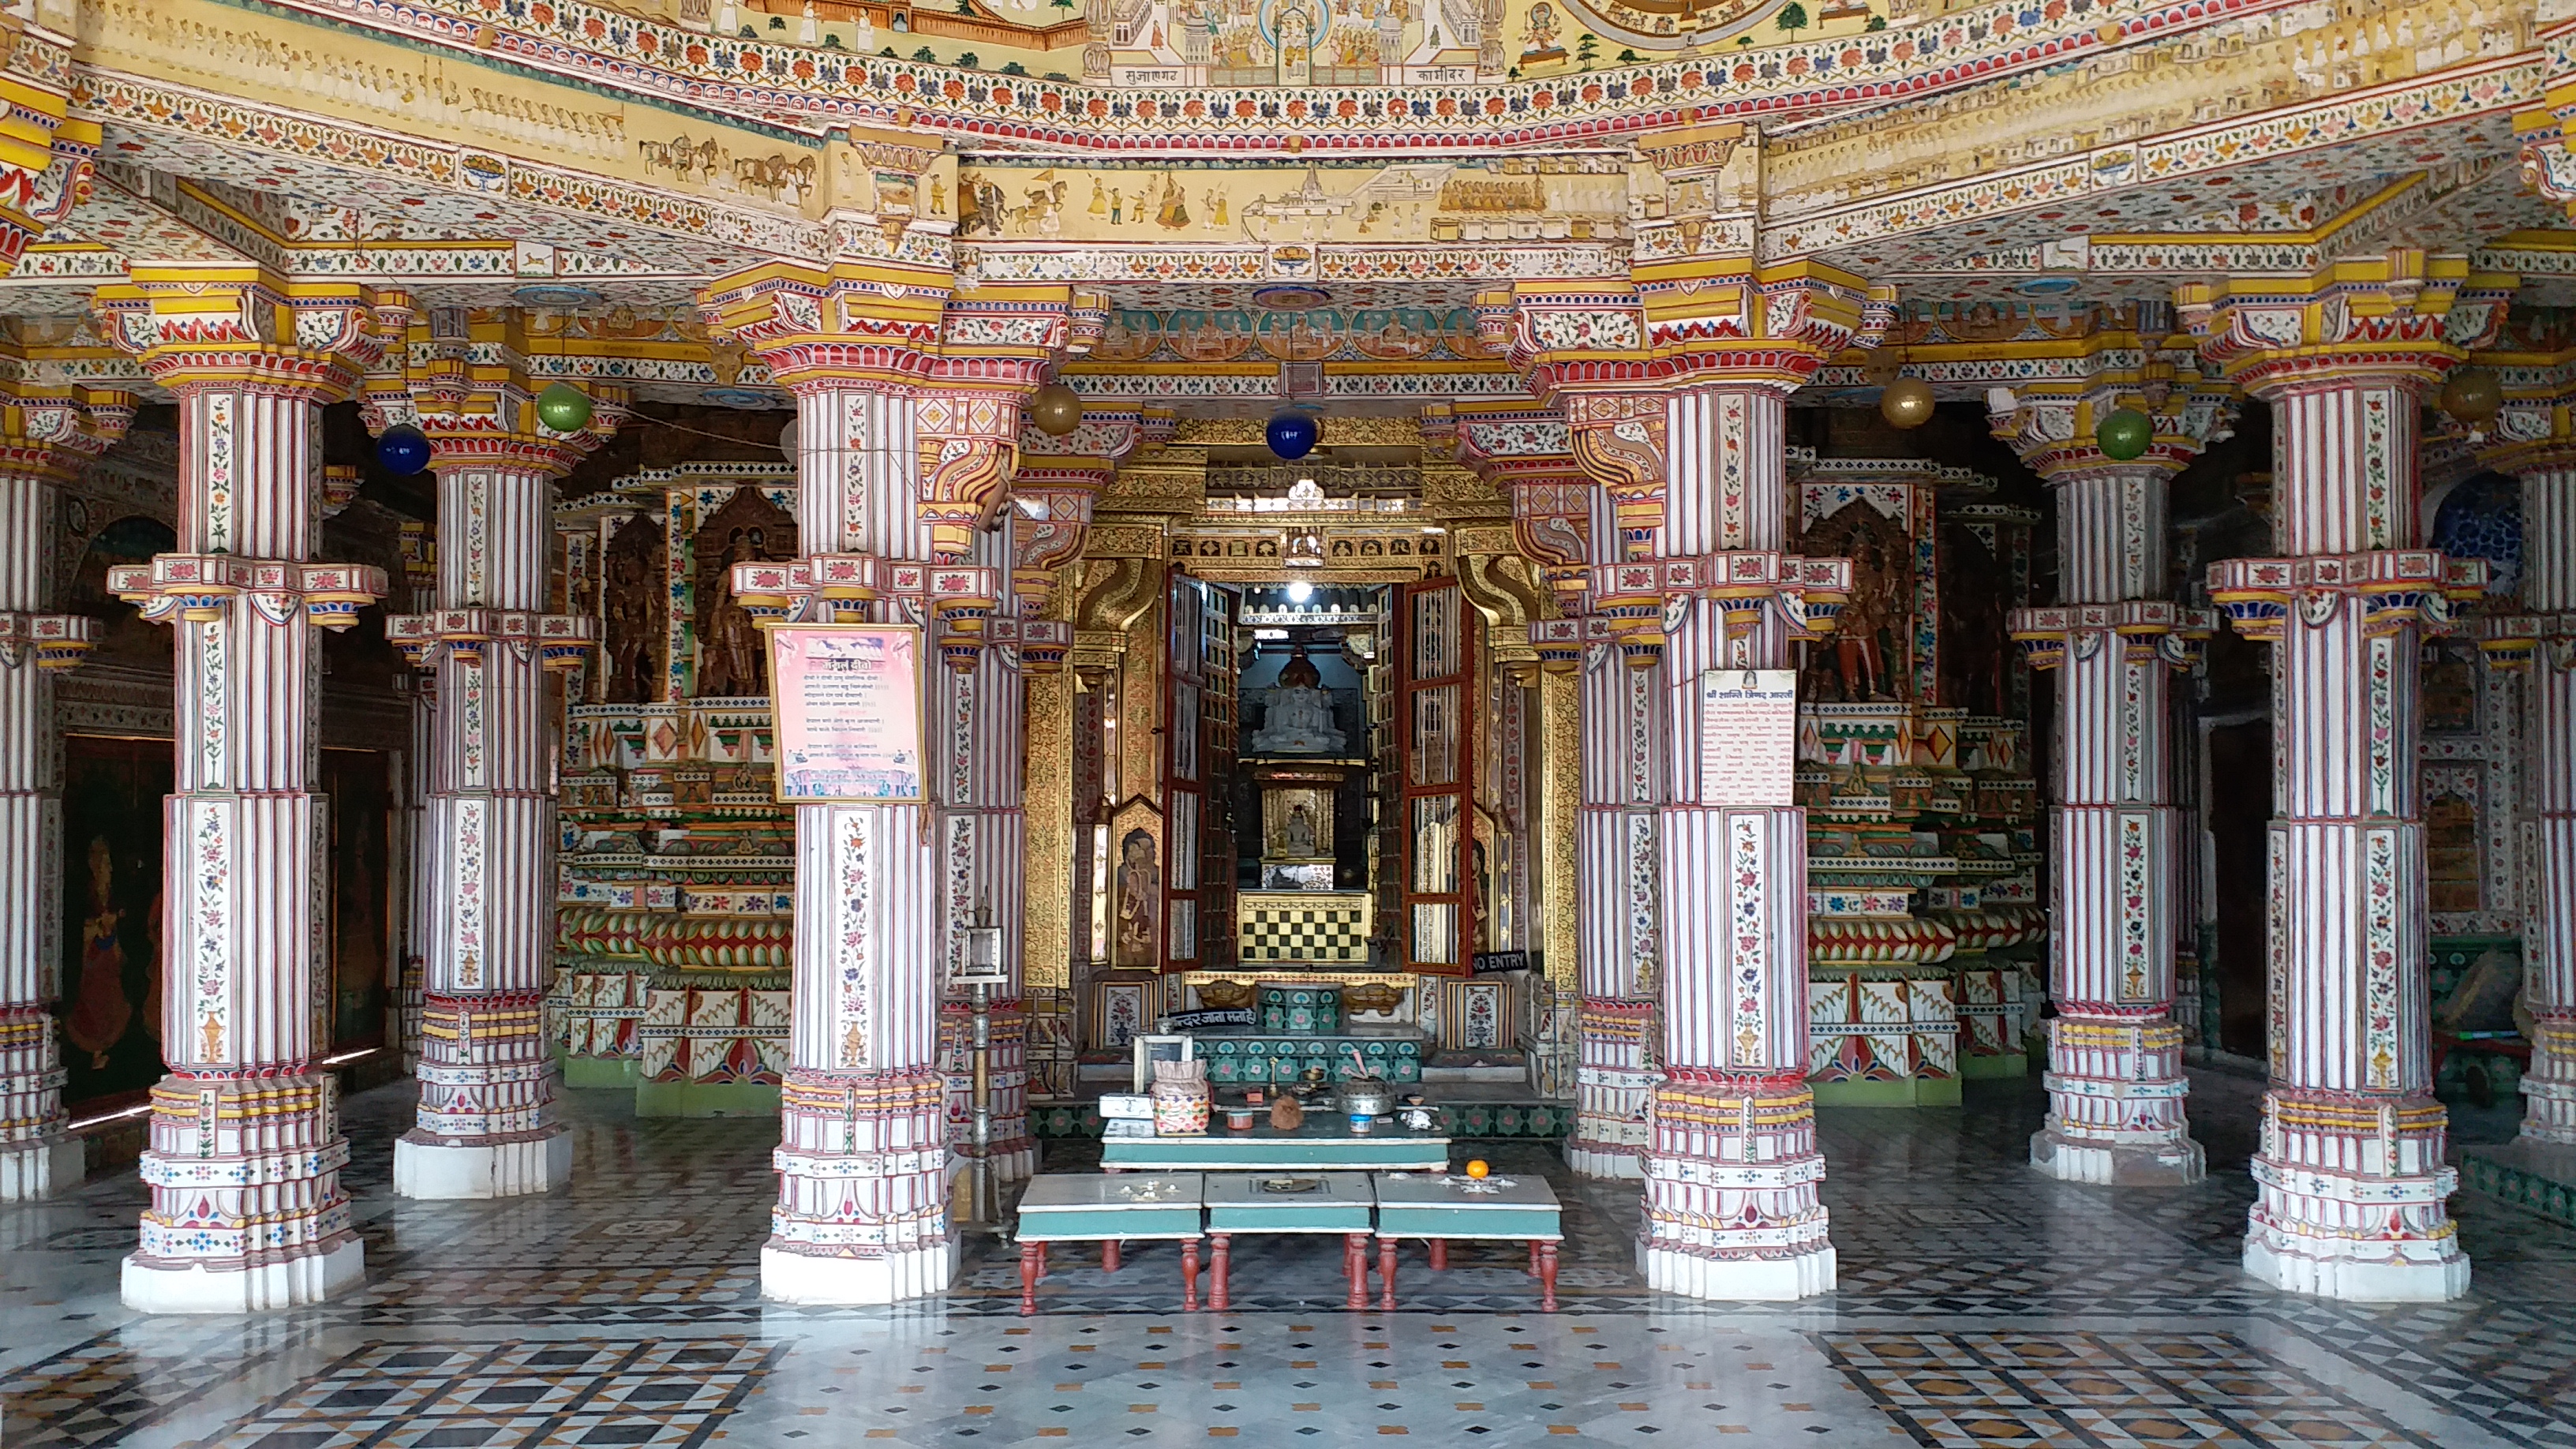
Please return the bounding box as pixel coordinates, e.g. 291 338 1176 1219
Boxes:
1698 668 1797 807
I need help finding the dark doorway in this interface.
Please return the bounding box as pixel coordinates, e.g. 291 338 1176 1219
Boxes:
2207 719 2273 1060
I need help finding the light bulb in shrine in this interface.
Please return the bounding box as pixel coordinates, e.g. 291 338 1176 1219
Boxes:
1287 581 1314 604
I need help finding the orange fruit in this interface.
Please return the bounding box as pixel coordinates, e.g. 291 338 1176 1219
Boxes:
1465 1159 1490 1179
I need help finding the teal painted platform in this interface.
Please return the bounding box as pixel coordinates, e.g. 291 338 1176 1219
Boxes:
2460 1140 2576 1227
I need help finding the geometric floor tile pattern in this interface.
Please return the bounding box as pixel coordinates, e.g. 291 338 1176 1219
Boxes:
2 1067 2572 1447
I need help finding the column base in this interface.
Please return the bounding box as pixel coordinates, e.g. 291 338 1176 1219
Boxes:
2458 1138 2576 1227
2242 1225 2468 1303
0 1134 84 1200
1638 1241 1836 1301
392 1129 572 1200
1566 1139 1644 1178
760 1240 957 1305
122 1238 365 1313
2030 1127 2206 1186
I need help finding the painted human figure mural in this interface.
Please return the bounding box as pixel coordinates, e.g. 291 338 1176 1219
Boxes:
1114 828 1160 966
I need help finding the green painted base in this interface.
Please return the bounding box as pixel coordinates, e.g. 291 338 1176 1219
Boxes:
1810 1076 1964 1108
2459 1140 2576 1227
1959 1053 2029 1080
633 1080 782 1118
560 1055 641 1091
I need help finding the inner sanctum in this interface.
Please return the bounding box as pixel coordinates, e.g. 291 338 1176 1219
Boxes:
8 0 2576 1436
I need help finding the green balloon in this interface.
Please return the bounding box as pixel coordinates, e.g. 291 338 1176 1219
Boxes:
536 381 594 433
2095 407 2153 462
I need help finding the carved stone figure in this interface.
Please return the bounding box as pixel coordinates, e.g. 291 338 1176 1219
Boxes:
691 488 797 698
1114 827 1159 966
601 514 665 706
1249 645 1346 753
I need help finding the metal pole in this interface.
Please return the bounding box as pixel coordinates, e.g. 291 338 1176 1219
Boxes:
971 979 995 1226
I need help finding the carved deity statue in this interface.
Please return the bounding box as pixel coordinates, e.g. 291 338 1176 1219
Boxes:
1249 644 1346 754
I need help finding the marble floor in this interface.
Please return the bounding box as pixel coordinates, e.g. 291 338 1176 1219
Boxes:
5 1071 2574 1447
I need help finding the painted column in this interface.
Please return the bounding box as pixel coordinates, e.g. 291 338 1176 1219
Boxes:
0 390 124 1200
94 276 391 1312
2483 441 2576 1146
1994 387 2222 1185
1621 374 1845 1301
2188 261 2497 1301
702 264 1062 1304
382 322 616 1200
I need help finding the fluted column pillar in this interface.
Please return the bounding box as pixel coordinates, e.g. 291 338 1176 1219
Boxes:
703 262 1072 1304
1623 376 1844 1301
1995 387 2226 1185
2484 450 2576 1143
2186 259 2501 1301
380 320 618 1200
0 389 125 1200
93 275 392 1312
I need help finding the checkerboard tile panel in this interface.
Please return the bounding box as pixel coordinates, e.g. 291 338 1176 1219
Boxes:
1236 903 1368 963
1815 1330 2444 1448
185 1339 783 1449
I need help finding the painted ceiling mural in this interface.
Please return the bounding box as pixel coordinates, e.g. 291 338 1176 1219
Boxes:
618 0 1889 86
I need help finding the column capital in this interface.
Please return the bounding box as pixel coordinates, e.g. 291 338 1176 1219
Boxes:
90 269 391 397
2206 551 2487 642
1989 375 2237 483
1476 263 1891 399
2173 256 2515 395
364 309 628 476
0 22 91 266
2009 601 2216 672
699 262 1098 395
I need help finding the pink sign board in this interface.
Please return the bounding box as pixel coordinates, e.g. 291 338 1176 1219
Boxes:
768 623 926 803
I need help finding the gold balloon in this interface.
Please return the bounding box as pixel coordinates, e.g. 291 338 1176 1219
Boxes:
1029 382 1084 437
1879 376 1936 429
2440 368 2503 426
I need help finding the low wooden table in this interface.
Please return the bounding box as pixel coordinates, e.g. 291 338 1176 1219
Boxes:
1102 1117 1451 1174
1200 1171 1379 1312
1013 1172 1205 1316
1370 1171 1564 1312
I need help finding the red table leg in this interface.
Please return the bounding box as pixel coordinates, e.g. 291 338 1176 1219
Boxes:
1378 1237 1398 1312
1182 1237 1201 1312
1211 1234 1233 1312
1103 1238 1121 1274
1019 1241 1043 1316
1345 1234 1368 1310
1538 1242 1559 1312
1428 1238 1448 1271
1527 1239 1540 1279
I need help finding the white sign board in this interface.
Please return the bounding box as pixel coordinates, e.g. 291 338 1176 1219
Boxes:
1698 668 1798 807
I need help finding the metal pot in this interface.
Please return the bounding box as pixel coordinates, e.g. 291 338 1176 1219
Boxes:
1335 1077 1395 1118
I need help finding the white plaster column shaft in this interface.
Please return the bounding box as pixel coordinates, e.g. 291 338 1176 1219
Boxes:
118 375 373 1312
1635 380 1835 1301
2516 461 2576 1144
391 456 578 1200
0 458 82 1200
762 381 957 1305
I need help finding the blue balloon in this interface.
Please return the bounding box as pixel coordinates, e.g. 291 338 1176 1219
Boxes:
1266 409 1319 461
376 424 432 476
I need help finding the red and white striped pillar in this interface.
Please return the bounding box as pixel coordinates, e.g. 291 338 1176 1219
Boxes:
0 390 125 1201
92 277 391 1312
381 324 619 1200
704 264 1056 1304
2482 440 2576 1144
1994 390 2221 1184
2188 265 2494 1301
1628 374 1841 1301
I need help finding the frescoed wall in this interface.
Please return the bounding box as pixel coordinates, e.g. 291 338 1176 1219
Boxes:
58 735 173 1111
